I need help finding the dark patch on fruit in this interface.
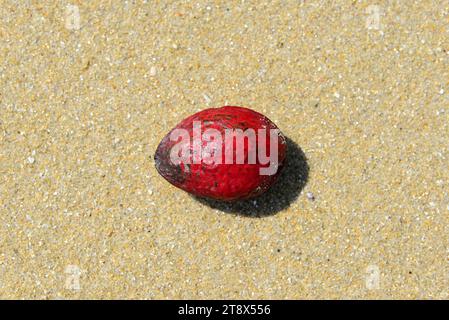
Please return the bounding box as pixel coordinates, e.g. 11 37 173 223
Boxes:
154 142 186 185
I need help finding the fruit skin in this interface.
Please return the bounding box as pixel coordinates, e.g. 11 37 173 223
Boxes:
154 106 287 201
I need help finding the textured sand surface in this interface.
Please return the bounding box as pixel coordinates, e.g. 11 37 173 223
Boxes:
0 1 448 299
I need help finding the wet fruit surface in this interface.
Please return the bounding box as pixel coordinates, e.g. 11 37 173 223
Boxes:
154 106 287 201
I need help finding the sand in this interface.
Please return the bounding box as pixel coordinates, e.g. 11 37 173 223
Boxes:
0 0 448 299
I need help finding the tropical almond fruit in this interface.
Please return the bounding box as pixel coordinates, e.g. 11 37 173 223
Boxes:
154 106 287 201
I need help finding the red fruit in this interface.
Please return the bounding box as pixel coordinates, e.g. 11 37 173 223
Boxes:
154 106 287 201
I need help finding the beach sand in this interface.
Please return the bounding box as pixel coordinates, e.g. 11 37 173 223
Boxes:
0 0 448 299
